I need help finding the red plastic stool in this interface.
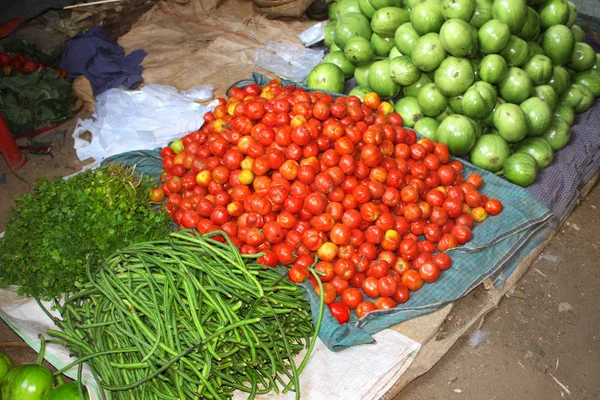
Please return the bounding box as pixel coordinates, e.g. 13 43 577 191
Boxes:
0 113 27 170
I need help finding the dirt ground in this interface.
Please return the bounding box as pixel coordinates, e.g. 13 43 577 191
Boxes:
1 17 600 400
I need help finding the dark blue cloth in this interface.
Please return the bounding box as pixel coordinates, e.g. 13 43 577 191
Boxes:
59 26 146 96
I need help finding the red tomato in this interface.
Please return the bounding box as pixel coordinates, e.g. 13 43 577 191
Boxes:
315 282 337 304
257 251 278 268
366 260 390 278
466 173 483 188
399 238 419 260
334 259 356 281
288 264 309 283
392 283 411 304
149 187 165 202
484 199 503 216
315 261 335 282
329 223 352 245
419 261 441 283
451 225 472 245
362 276 380 298
330 276 349 296
377 276 398 298
356 301 378 318
273 243 296 265
342 288 363 310
402 270 424 291
437 233 458 252
329 302 351 324
375 297 397 310
433 252 452 271
443 197 464 219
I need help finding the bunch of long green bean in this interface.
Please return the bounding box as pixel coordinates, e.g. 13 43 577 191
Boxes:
42 230 324 400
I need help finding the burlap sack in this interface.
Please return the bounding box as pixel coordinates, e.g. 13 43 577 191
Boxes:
118 0 315 96
253 0 315 19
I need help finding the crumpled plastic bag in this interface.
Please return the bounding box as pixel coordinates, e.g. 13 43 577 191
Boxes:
298 21 327 47
254 41 324 82
72 83 216 162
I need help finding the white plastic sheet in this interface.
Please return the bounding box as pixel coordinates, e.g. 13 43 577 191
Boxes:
0 285 420 400
254 42 324 82
72 84 217 163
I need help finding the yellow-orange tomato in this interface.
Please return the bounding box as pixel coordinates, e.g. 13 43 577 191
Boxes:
471 206 488 222
290 115 307 129
363 92 381 111
212 118 227 133
377 101 394 116
195 170 212 187
317 242 339 262
240 156 254 170
238 169 254 185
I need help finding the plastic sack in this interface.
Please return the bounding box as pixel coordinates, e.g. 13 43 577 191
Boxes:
72 83 217 162
298 21 326 47
254 41 324 82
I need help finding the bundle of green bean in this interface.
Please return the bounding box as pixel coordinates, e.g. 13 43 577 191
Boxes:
43 230 324 400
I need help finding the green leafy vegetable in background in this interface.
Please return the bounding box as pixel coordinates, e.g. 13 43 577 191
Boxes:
0 69 74 135
0 164 173 299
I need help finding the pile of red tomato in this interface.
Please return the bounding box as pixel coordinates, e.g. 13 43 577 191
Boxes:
152 79 504 324
0 52 67 78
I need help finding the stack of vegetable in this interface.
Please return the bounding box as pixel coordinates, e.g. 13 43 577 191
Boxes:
153 79 504 322
308 0 600 186
0 164 173 299
0 338 90 400
42 230 321 400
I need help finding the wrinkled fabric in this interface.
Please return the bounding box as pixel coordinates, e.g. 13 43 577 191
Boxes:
59 26 146 96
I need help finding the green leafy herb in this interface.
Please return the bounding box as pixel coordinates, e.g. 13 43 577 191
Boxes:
0 69 75 135
0 164 173 299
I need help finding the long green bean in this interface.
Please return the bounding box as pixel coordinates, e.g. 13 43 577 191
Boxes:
42 230 323 399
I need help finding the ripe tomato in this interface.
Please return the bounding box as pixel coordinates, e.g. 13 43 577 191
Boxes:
149 187 165 202
360 144 383 167
375 297 397 310
363 92 381 110
484 199 503 216
330 276 349 296
262 221 285 244
303 228 326 252
334 259 356 280
288 264 309 283
437 165 457 186
466 173 483 188
433 252 452 271
342 288 363 310
377 276 397 298
329 302 351 324
304 192 328 215
392 283 410 304
471 206 488 222
257 251 278 268
437 233 458 252
451 225 472 245
419 261 441 283
273 243 296 265
399 238 419 260
329 223 352 245
443 197 464 219
356 301 378 318
402 270 424 292
181 210 200 229
317 242 339 262
362 276 380 298
315 261 335 282
315 282 337 304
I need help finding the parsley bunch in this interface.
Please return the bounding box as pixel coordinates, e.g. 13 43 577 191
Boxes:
0 164 173 299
